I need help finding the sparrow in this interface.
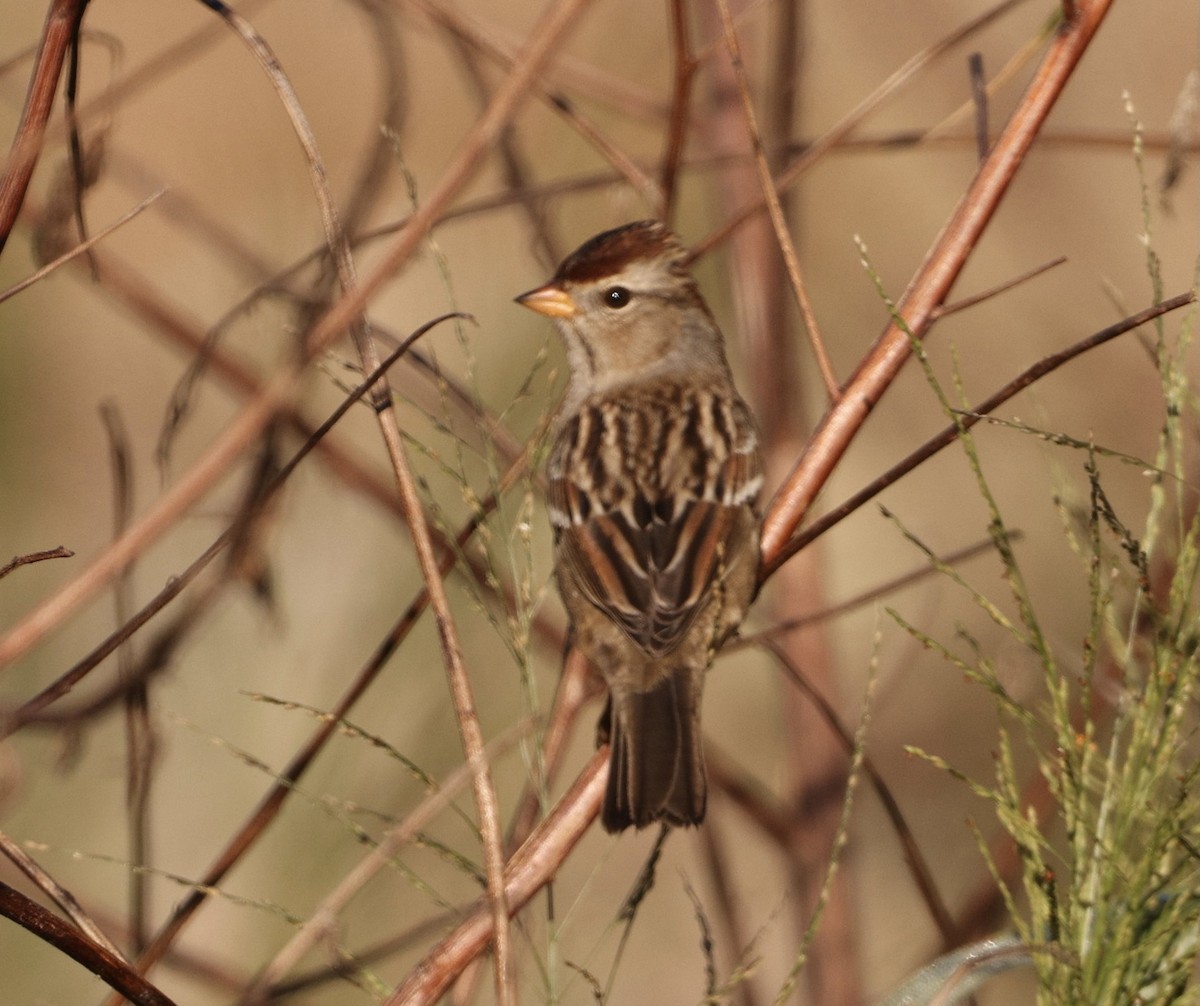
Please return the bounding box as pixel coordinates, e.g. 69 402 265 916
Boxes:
516 220 763 832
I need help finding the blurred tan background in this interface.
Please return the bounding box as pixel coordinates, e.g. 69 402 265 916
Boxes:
0 1 1197 1003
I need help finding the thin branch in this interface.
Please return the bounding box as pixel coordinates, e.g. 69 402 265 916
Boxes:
740 534 1013 647
100 401 156 955
763 290 1196 578
758 637 958 946
714 0 837 400
0 547 74 581
0 829 124 959
0 188 165 305
374 397 516 1005
932 255 1066 319
0 881 176 1006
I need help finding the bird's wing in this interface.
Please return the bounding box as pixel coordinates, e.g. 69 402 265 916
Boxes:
548 393 762 657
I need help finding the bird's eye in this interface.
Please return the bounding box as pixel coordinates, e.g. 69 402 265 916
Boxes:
603 286 632 309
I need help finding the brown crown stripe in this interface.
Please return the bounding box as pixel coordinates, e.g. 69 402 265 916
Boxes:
555 220 687 285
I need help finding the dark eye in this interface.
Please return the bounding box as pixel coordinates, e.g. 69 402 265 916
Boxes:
604 286 631 309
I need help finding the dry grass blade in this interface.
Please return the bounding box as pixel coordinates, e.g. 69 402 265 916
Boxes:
241 722 530 1004
0 188 164 304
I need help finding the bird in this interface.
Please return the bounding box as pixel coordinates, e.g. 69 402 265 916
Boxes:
516 220 763 832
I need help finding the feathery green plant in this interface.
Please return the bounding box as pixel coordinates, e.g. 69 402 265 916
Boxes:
881 131 1200 1001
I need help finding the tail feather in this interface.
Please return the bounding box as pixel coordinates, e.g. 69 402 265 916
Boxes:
601 671 706 831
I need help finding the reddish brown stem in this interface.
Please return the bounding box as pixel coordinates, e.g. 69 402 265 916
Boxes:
0 0 87 258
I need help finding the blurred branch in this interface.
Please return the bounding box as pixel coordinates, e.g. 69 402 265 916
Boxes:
714 0 837 400
659 0 696 221
411 0 661 212
2 313 463 736
689 0 1032 262
0 0 590 672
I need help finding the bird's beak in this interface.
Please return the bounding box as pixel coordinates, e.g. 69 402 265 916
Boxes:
515 283 578 319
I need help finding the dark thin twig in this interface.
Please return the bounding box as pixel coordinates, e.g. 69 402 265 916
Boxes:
659 0 695 222
0 190 165 306
0 881 176 1006
0 547 74 580
0 829 124 958
932 256 1066 319
758 638 959 946
763 291 1195 578
100 401 156 955
739 534 1014 648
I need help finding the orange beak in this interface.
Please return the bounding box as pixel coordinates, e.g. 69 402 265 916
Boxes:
515 283 578 319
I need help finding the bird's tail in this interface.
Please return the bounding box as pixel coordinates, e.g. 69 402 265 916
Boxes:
601 670 706 832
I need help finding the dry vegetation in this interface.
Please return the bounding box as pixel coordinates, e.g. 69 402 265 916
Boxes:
0 1 1199 1004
